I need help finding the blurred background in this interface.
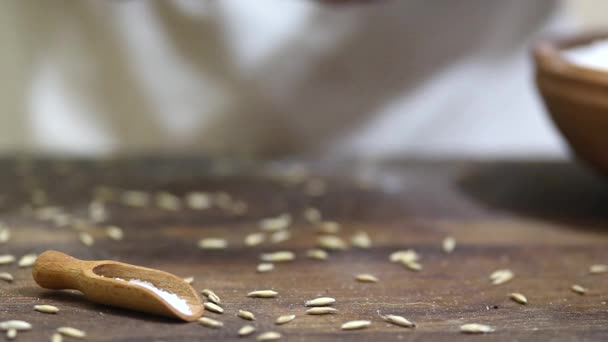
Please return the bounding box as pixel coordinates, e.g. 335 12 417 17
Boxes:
0 0 606 160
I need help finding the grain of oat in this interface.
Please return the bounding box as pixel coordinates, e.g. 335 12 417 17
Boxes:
105 226 124 240
238 310 256 321
257 331 282 341
186 192 212 210
155 192 181 211
198 238 228 249
389 250 419 263
0 320 31 331
509 293 528 305
489 269 513 285
341 320 371 330
57 327 86 338
303 207 321 223
305 297 335 307
34 305 59 314
351 231 371 249
0 227 10 243
260 251 295 262
571 284 587 295
121 191 149 207
204 302 224 314
51 333 63 342
381 314 416 328
589 264 608 274
202 289 221 305
460 323 495 334
317 235 348 251
183 277 194 284
275 314 296 325
257 263 274 273
402 260 423 272
245 233 266 247
79 232 94 247
259 214 291 232
442 236 456 253
199 317 223 329
88 201 107 223
18 254 37 268
0 255 16 265
238 325 256 336
270 230 290 244
317 221 340 234
247 290 278 298
0 272 13 282
306 249 328 261
355 274 378 283
6 328 16 340
306 307 337 315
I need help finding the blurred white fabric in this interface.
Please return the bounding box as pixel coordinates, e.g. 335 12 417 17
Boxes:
0 0 572 159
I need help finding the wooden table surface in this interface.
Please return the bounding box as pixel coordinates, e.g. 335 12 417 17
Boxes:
1 158 607 341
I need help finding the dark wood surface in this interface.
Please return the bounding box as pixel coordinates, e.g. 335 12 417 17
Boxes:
1 158 608 341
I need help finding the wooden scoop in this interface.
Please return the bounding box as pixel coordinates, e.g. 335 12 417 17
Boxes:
32 250 204 322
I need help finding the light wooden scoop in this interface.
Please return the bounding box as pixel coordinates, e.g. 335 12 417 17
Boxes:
32 250 204 322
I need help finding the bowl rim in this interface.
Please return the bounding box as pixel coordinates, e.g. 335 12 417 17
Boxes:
533 31 608 86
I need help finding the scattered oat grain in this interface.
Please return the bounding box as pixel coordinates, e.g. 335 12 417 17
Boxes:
259 214 291 232
106 226 124 241
198 238 228 249
355 274 378 283
245 233 265 247
247 290 278 298
0 227 10 243
460 323 495 334
199 317 223 329
351 231 371 249
121 191 149 207
305 297 335 307
79 232 94 247
51 333 62 342
238 325 256 336
257 263 274 273
341 320 371 330
317 221 340 234
202 289 221 305
0 320 31 331
155 192 181 211
6 328 16 340
34 305 59 314
0 255 16 265
306 307 337 315
318 235 347 251
204 302 224 314
442 236 456 253
389 250 419 263
275 314 296 325
18 254 37 268
257 331 281 341
57 327 85 338
260 251 295 262
381 314 415 328
183 277 194 284
186 192 212 210
589 264 608 274
306 249 328 261
509 293 528 305
402 260 423 272
0 272 13 282
270 230 290 244
489 269 513 285
238 310 256 321
571 284 587 295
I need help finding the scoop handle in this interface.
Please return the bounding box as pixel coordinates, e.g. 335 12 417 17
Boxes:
32 250 90 290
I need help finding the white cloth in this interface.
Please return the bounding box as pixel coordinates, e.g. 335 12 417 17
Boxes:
0 0 568 159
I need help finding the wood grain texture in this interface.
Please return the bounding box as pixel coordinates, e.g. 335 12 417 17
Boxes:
0 158 607 341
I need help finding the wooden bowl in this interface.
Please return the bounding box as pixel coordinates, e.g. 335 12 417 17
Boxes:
534 32 608 176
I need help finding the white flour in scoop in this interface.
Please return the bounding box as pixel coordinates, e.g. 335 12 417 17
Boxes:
115 278 192 315
563 39 608 72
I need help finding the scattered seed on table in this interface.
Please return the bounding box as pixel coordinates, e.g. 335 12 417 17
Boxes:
303 207 321 224
257 263 274 273
202 289 221 305
183 277 194 284
351 231 371 249
306 307 337 315
88 201 107 223
318 235 348 251
6 328 16 340
199 317 223 329
121 191 149 207
341 320 371 330
460 323 495 334
0 228 10 243
305 297 335 307
442 236 456 253
0 254 16 265
571 284 587 295
155 192 181 211
34 305 59 314
186 192 212 210
589 264 608 274
0 272 13 282
389 250 419 263
245 233 266 247
198 238 228 250
257 331 282 341
402 260 423 272
18 254 37 268
381 314 415 328
489 269 513 285
0 320 31 331
57 327 85 338
270 230 290 244
79 232 94 247
259 214 291 232
355 274 378 283
239 325 256 336
204 302 224 314
509 293 528 305
306 249 328 261
260 251 295 262
51 333 63 342
248 290 278 298
105 226 124 241
238 310 256 321
317 221 340 234
275 315 296 325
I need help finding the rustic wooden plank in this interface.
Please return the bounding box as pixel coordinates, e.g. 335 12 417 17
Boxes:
0 158 607 341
